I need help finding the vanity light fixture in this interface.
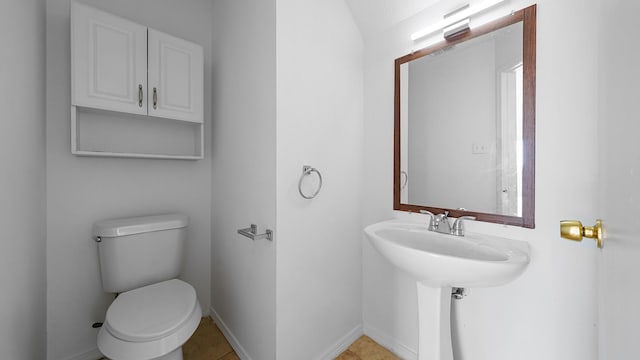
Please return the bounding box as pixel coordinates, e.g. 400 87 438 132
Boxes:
443 5 470 39
410 0 505 41
443 18 470 39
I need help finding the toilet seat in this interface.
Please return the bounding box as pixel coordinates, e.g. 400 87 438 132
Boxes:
98 279 201 360
105 278 197 342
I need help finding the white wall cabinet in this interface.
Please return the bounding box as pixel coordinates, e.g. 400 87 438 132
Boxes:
71 2 204 159
148 29 203 122
71 2 148 115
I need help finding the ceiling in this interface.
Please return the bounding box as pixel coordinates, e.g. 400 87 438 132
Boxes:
344 0 442 38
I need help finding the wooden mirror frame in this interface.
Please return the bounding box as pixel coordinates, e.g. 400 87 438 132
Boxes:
393 5 536 228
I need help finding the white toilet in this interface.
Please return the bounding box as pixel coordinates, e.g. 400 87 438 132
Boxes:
94 214 202 360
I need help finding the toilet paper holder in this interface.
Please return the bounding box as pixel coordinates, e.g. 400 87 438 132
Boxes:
237 224 273 241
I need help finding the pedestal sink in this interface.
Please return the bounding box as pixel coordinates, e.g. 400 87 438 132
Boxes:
364 220 530 360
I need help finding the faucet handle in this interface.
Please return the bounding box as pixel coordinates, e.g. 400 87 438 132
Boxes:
419 210 437 231
452 216 476 236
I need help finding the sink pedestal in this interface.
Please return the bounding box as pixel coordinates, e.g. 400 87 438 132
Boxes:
417 282 453 360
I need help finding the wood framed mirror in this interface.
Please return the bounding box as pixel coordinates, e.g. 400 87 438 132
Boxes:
394 5 536 228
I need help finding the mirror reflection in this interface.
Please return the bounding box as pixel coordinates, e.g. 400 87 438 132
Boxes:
394 6 536 228
401 22 523 216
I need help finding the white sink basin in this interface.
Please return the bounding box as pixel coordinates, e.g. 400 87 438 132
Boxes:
365 220 530 288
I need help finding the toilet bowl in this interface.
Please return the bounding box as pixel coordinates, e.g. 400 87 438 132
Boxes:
98 279 202 360
93 214 200 360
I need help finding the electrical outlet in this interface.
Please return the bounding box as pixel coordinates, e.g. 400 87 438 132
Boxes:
472 143 488 154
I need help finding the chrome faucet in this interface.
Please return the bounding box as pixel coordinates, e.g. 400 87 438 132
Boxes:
452 216 476 236
419 210 437 231
420 210 476 236
434 211 452 234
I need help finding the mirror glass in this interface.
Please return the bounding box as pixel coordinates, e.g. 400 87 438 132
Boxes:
394 6 536 228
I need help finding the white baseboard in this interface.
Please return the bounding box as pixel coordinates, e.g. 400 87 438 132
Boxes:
363 321 417 360
210 306 365 360
315 324 363 360
64 347 103 360
209 306 253 360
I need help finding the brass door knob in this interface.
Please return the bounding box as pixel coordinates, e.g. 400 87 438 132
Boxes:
560 219 604 248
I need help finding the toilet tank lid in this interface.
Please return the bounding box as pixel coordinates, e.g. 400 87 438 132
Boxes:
93 214 188 237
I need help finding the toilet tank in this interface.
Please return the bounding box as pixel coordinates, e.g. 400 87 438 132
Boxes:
94 214 188 293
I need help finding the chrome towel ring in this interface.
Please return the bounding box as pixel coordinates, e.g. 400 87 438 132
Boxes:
298 165 322 199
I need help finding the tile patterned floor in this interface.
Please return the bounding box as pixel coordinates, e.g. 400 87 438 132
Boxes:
186 317 400 360
334 335 400 360
102 317 398 360
183 317 239 360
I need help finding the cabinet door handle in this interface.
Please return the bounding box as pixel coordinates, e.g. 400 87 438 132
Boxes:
138 84 143 107
153 87 158 110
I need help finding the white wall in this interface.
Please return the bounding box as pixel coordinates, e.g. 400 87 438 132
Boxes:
210 0 277 359
275 0 364 358
362 1 600 359
0 0 46 359
210 0 363 358
45 1 213 359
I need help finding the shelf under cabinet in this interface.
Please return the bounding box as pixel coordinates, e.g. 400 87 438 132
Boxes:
72 150 203 160
71 106 204 160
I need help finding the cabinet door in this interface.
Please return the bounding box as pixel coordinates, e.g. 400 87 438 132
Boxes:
71 2 147 115
148 29 204 123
